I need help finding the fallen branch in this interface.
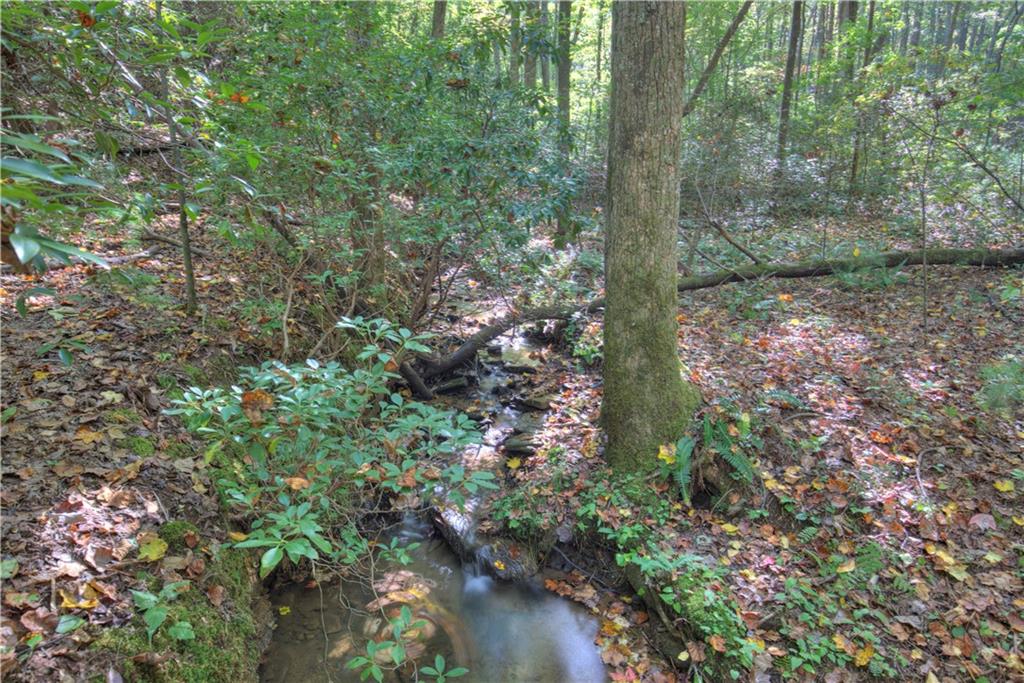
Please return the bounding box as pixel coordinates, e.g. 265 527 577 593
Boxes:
419 247 1024 377
140 231 210 258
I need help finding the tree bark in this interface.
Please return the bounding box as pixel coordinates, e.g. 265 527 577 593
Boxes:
602 0 700 474
430 0 447 39
540 1 551 91
776 1 802 179
509 2 522 86
555 0 572 239
524 2 539 89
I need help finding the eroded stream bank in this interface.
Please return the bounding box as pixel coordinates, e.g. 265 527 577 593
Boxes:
260 334 608 683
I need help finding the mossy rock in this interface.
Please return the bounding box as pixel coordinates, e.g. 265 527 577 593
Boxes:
124 436 156 457
158 521 199 552
91 549 264 682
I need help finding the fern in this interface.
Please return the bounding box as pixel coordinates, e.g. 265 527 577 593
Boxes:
797 526 819 544
673 435 696 504
721 446 755 483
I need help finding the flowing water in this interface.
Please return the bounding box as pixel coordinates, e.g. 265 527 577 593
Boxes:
261 336 607 683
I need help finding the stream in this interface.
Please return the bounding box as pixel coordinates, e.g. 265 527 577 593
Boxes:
260 335 608 683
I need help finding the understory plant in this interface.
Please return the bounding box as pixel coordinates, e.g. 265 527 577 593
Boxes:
168 316 494 579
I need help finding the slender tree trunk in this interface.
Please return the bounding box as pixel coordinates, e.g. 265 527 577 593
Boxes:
509 2 522 86
603 0 700 474
540 1 551 91
524 2 539 89
776 1 803 180
680 1 753 118
430 1 447 39
555 0 572 239
156 0 196 315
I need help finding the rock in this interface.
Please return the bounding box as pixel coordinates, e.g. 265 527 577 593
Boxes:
505 364 537 375
512 414 542 435
433 376 470 394
521 394 556 411
486 344 503 357
503 438 535 456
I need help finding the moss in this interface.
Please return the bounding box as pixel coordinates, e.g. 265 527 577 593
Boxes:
91 549 260 683
164 441 195 460
156 374 179 391
125 436 156 457
107 408 143 424
158 521 199 552
181 364 208 387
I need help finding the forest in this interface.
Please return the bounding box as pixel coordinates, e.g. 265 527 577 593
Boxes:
0 1 1022 681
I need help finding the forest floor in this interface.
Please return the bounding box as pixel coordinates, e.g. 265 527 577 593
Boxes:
1 218 1022 682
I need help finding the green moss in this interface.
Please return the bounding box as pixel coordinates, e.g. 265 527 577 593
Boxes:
158 521 199 552
91 549 260 683
164 441 195 460
125 436 156 457
156 374 179 390
181 364 208 387
107 408 143 424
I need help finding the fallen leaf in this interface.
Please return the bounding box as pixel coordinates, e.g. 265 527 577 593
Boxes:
206 585 226 607
283 477 310 491
994 480 1015 493
137 533 168 562
75 426 104 444
854 643 874 666
836 558 857 573
507 457 522 470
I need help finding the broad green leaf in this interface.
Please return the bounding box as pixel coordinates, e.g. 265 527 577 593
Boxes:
167 620 195 641
1 157 64 184
55 614 86 634
259 546 284 578
8 233 41 264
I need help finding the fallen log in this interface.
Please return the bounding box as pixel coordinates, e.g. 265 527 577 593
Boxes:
420 247 1024 378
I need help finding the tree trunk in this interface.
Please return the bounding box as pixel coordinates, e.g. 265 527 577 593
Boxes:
509 2 522 86
776 1 803 179
157 0 197 315
430 1 447 39
602 1 700 475
540 1 551 91
524 2 539 89
680 1 753 118
555 0 572 239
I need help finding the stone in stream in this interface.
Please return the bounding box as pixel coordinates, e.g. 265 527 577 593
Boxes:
503 437 536 456
433 504 538 582
433 375 470 394
520 393 557 411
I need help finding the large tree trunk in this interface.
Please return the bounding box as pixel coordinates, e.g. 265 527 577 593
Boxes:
540 1 551 91
430 1 447 39
776 1 802 179
602 1 701 475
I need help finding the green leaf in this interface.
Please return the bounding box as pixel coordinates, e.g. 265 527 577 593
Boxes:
138 536 168 562
144 605 168 640
55 614 86 634
166 621 195 641
1 157 65 184
58 349 74 366
131 590 159 610
0 558 19 579
259 546 284 578
34 237 109 267
8 233 41 264
60 175 104 189
15 287 56 316
446 667 469 678
0 134 71 162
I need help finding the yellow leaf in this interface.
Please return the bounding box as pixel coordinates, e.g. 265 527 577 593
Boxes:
137 534 168 562
1013 516 1024 526
676 650 690 662
832 633 855 655
507 457 522 470
33 371 49 381
657 443 676 465
854 643 874 666
283 477 310 491
995 480 1015 492
777 294 793 302
278 606 291 616
720 523 739 534
788 318 802 326
59 589 98 610
493 560 506 571
75 426 104 444
853 247 861 258
228 531 248 542
836 558 856 573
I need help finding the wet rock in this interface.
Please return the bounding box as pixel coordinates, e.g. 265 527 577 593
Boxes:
433 504 538 582
503 438 535 456
521 394 556 411
434 376 470 394
505 364 538 375
512 414 542 435
486 344 503 357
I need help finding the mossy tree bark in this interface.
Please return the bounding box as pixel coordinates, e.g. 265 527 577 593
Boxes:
602 1 701 475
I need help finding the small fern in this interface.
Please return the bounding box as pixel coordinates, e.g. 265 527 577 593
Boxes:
673 435 697 504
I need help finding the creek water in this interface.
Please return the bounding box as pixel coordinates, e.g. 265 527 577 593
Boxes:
260 337 607 683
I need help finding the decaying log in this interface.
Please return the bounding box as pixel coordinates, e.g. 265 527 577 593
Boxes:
419 247 1024 379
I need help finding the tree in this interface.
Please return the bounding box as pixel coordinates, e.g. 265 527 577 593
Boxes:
430 1 447 40
776 1 802 179
555 0 572 240
602 0 701 474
